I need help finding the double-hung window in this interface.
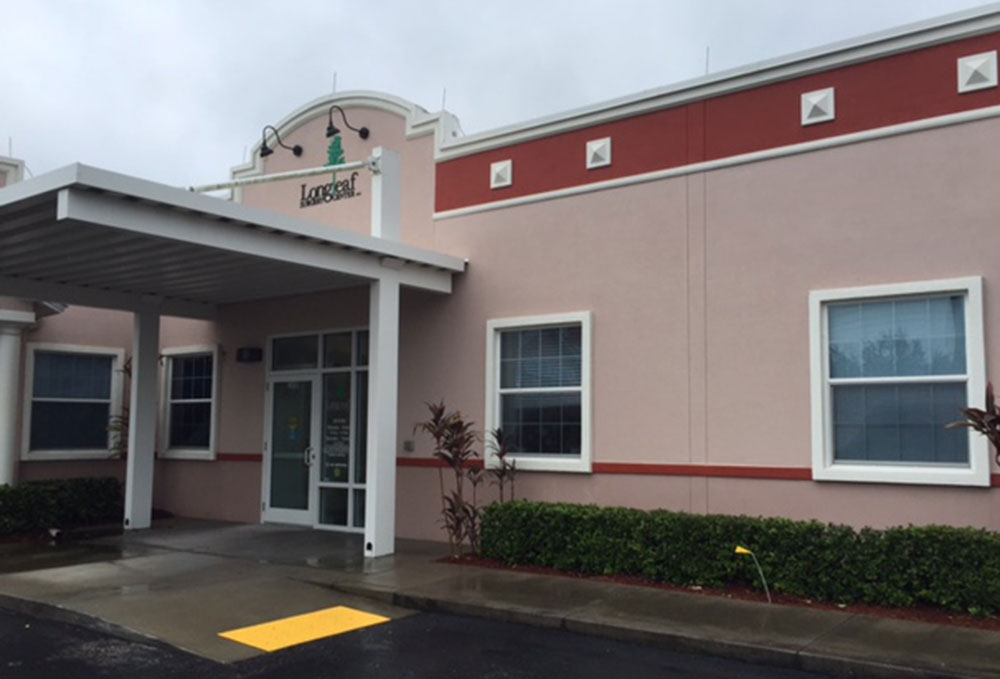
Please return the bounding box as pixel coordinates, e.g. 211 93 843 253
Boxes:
161 346 218 459
810 277 987 486
23 344 124 458
485 312 591 473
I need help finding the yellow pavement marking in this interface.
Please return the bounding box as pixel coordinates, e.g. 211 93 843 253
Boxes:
218 605 391 652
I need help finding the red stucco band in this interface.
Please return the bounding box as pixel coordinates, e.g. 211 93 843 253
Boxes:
397 457 484 470
435 31 1000 212
396 458 810 480
592 462 812 480
398 459 1000 486
184 456 1000 487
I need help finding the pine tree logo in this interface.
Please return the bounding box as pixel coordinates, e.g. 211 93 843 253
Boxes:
327 135 345 183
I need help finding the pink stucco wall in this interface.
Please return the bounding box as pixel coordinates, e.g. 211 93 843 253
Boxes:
215 287 369 454
19 459 124 483
702 121 1000 468
395 115 1000 541
16 307 134 486
15 306 236 520
0 297 33 313
153 459 260 523
13 98 1000 540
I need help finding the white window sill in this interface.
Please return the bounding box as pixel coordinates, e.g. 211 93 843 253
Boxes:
813 461 989 487
21 450 116 461
489 453 591 474
160 449 216 461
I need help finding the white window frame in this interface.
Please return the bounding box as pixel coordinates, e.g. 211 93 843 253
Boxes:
21 342 125 460
263 328 370 531
809 277 988 487
485 311 592 474
160 345 219 461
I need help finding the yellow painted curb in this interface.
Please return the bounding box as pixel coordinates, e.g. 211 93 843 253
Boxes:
218 605 391 652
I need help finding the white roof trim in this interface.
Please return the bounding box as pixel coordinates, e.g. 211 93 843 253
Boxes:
0 163 465 274
0 309 35 326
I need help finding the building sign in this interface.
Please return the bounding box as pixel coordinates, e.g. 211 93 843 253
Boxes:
299 171 360 208
299 135 361 209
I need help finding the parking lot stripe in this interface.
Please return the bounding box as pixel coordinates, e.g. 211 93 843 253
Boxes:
218 606 390 652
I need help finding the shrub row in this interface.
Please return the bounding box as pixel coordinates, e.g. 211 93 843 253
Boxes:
480 501 1000 616
0 477 123 535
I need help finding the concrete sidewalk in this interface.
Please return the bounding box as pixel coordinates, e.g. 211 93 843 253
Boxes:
0 520 997 677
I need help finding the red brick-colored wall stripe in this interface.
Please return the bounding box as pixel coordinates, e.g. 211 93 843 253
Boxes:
436 106 688 213
398 457 810 480
591 462 812 480
399 460 1000 485
435 31 1000 213
397 457 484 470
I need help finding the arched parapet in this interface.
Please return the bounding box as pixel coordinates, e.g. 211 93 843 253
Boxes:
229 91 458 249
230 90 463 181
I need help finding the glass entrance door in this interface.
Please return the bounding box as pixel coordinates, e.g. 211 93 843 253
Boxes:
315 330 367 531
317 370 367 530
263 376 319 525
262 329 368 531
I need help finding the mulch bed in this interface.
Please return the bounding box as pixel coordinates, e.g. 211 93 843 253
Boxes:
440 553 1000 632
0 508 171 546
0 532 50 545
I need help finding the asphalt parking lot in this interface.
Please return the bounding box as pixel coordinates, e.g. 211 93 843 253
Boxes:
1 607 831 679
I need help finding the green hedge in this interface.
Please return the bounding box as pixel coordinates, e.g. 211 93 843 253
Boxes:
480 501 1000 616
0 477 123 535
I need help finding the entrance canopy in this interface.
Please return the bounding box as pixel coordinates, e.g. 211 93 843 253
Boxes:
0 163 464 318
0 162 464 559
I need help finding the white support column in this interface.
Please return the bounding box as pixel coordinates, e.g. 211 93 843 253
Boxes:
364 277 400 557
370 147 401 241
0 310 35 486
124 303 160 530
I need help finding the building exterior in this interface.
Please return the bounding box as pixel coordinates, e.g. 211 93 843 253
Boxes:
4 7 1000 554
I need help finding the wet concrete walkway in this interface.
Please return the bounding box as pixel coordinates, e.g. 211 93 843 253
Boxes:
0 520 417 662
1 519 998 677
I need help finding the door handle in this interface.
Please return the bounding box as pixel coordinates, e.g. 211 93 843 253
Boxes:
304 446 313 466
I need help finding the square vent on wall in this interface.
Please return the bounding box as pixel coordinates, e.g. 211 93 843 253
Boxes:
585 137 612 169
490 160 512 189
801 87 836 126
958 51 998 93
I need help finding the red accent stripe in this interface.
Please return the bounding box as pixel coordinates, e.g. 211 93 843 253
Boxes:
435 31 1000 212
592 463 812 480
398 458 810 480
397 458 484 470
211 456 994 483
216 453 263 462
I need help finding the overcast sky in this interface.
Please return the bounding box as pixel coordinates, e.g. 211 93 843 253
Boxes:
1 0 996 187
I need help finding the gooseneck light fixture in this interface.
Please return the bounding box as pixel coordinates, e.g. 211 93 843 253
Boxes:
260 125 303 158
326 105 370 140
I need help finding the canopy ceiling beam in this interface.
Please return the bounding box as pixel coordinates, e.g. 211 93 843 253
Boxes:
57 188 455 294
0 274 216 320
